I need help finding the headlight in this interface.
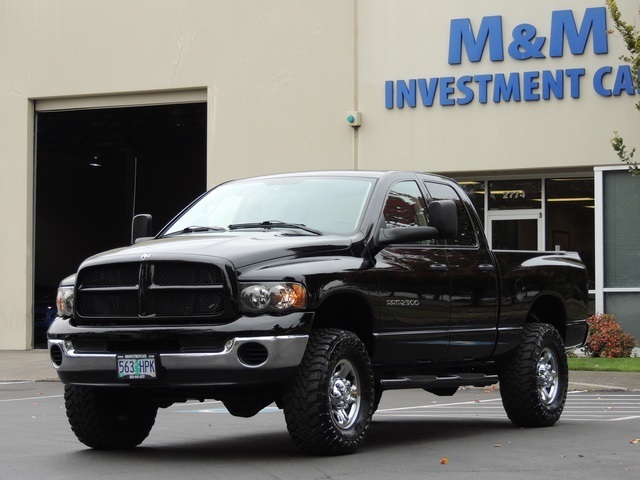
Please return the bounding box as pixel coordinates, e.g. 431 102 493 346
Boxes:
56 286 74 317
240 282 307 314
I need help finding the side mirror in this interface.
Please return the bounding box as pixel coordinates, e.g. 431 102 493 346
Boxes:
428 200 457 240
131 214 153 244
376 226 439 247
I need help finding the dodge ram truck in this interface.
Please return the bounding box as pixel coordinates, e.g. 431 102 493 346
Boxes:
48 170 589 455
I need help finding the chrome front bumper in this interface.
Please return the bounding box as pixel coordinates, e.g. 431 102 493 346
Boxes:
48 335 309 386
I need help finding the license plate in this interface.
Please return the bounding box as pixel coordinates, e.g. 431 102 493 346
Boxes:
117 354 157 380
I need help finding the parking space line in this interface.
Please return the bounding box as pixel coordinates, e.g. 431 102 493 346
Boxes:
168 400 223 408
568 393 640 397
0 394 63 403
609 416 640 421
375 393 640 423
377 398 503 413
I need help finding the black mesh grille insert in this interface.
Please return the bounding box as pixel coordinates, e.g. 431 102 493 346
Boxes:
76 261 226 321
77 291 139 316
150 290 224 316
154 263 223 286
81 264 140 287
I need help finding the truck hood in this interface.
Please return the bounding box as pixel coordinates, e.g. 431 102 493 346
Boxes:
80 231 354 270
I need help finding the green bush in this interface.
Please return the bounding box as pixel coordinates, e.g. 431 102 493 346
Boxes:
584 313 637 358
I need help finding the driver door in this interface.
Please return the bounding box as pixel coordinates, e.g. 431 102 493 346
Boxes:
373 180 451 366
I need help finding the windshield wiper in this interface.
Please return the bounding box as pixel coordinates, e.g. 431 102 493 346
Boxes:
165 225 227 236
228 220 322 235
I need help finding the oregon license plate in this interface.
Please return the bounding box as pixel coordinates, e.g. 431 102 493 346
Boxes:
117 354 157 380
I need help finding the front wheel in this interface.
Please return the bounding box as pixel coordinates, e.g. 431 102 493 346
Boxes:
64 385 158 449
499 323 568 428
283 329 375 455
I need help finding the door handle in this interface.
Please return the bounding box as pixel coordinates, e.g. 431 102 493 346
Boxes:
478 264 495 272
429 263 449 272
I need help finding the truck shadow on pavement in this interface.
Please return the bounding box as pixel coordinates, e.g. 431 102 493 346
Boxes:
71 417 514 462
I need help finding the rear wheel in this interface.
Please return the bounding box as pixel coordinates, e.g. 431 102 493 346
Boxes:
499 323 568 427
283 329 374 455
64 385 157 449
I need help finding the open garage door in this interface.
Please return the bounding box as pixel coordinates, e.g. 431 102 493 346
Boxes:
33 98 207 347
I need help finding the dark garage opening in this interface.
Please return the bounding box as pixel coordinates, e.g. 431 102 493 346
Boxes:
33 102 207 347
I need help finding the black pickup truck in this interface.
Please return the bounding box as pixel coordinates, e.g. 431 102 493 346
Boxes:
48 170 589 455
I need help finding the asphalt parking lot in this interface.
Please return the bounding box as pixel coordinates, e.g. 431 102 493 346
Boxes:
1 349 638 478
1 380 638 480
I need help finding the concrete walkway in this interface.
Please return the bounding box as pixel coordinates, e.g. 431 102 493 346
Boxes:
0 349 59 382
1 349 639 391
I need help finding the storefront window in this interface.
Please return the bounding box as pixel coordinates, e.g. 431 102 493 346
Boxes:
488 179 541 210
459 181 485 226
492 218 538 250
604 172 640 288
603 293 640 339
545 178 595 289
597 169 640 341
457 177 595 287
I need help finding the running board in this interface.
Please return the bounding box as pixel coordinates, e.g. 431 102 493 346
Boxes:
379 373 499 390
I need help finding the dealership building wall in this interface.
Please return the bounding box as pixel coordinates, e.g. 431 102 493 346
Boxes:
1 0 639 349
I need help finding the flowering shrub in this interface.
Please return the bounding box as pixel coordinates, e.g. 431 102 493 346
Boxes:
584 313 637 358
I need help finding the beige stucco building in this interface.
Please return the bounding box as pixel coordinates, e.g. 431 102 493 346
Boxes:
1 0 639 349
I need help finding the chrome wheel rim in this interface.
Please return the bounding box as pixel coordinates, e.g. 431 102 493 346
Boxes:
536 347 559 405
329 359 361 430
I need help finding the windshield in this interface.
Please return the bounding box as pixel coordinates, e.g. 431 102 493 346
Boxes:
163 176 375 236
